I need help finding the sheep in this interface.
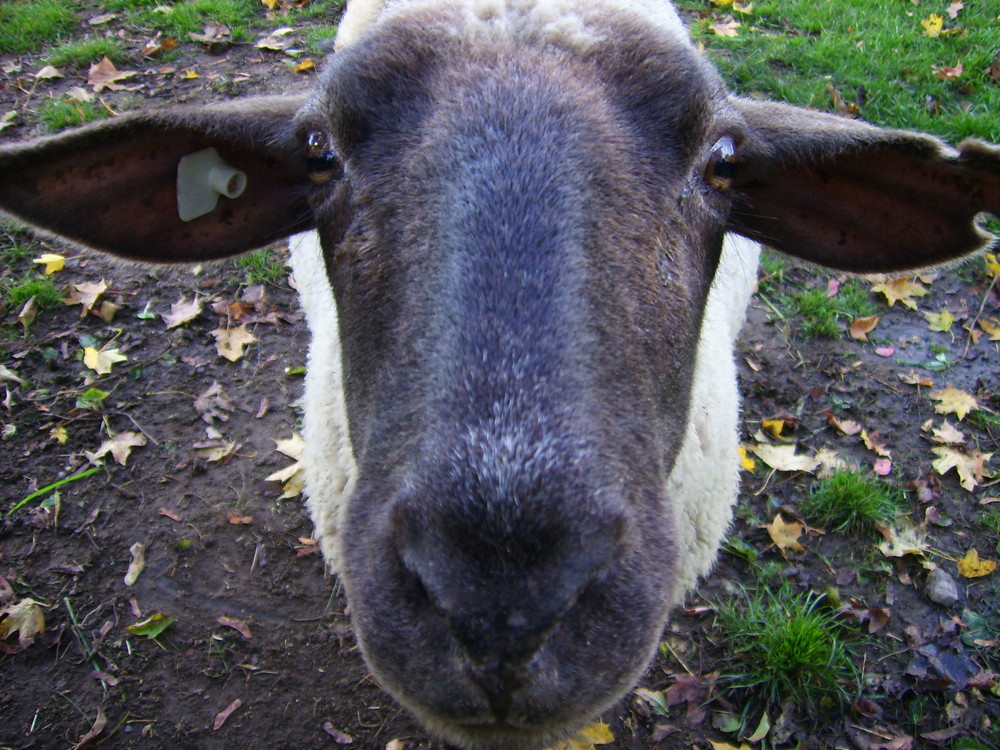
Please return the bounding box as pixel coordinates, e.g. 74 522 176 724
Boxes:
0 0 998 747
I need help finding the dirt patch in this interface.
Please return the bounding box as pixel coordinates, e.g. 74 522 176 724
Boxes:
1 4 999 750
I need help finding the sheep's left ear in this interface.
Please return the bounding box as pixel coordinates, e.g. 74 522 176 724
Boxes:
727 96 1000 272
0 95 315 262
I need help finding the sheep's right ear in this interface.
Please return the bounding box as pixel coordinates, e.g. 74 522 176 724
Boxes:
728 96 1000 273
0 95 316 263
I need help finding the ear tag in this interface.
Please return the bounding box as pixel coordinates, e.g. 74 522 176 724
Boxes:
176 148 248 222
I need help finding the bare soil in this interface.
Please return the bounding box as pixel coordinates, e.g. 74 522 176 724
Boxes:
1 4 998 749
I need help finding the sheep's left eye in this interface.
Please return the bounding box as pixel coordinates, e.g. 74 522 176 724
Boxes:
704 136 737 191
304 130 339 184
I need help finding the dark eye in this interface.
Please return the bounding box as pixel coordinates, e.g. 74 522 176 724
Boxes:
704 136 737 191
304 130 339 184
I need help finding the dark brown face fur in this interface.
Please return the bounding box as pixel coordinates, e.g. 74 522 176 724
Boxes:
296 10 738 748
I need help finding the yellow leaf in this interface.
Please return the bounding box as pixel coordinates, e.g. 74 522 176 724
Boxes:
956 548 996 578
980 317 1000 341
849 315 879 341
921 13 944 36
985 253 1000 278
870 277 928 310
750 443 820 473
63 279 108 316
878 523 928 559
766 513 805 555
32 253 65 274
931 445 993 491
261 0 278 8
929 386 978 420
711 742 752 750
0 598 46 649
923 309 954 333
931 421 965 445
181 68 199 79
546 722 614 750
83 346 128 375
294 59 316 73
738 445 756 472
711 0 733 5
212 324 258 362
50 425 69 444
709 17 741 37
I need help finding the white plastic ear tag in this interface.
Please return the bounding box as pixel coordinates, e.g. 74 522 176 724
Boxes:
176 148 248 222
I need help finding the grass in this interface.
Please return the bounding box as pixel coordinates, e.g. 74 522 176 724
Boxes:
715 585 857 724
801 469 901 534
0 0 76 55
0 274 62 315
129 0 259 40
785 279 876 339
678 0 1000 142
47 37 127 68
233 248 289 286
38 98 109 132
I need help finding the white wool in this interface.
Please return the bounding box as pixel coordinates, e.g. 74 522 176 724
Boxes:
297 0 761 587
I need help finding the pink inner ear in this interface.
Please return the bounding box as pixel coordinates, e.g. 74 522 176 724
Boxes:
0 126 314 263
731 144 1000 273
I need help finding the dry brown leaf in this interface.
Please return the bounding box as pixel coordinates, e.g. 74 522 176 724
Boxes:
870 277 928 310
899 371 934 387
0 598 46 648
190 24 231 53
217 616 253 639
212 698 243 730
70 708 107 750
194 381 235 423
766 513 806 555
87 57 137 92
931 446 992 491
87 431 148 466
932 62 963 81
929 386 978 420
861 430 891 457
849 315 879 341
947 1 964 19
709 16 741 37
956 548 996 578
63 280 108 316
213 325 258 361
825 412 862 436
35 65 64 80
980 318 1000 341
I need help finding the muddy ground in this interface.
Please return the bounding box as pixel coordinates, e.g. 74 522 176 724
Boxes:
1 3 998 749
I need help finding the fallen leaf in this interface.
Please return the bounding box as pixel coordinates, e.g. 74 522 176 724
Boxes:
89 12 118 24
218 616 253 639
63 280 108 316
0 598 46 648
870 277 928 309
212 698 242 730
923 309 955 332
849 315 879 341
126 612 175 638
750 443 819 473
194 381 235 423
816 447 849 478
932 62 963 80
947 1 964 19
70 708 107 750
766 513 806 555
931 446 992 491
190 24 231 53
900 371 934 387
956 549 996 578
547 722 614 749
877 523 928 558
194 441 238 462
181 68 200 80
158 508 182 521
762 418 786 439
385 741 406 750
228 514 253 525
985 253 1000 278
921 13 944 36
161 295 203 328
825 412 862 436
709 17 741 37
123 542 146 586
929 386 978 420
141 34 177 57
979 318 1000 341
874 345 895 357
256 27 296 50
931 421 965 445
738 445 756 471
861 430 891 457
873 457 892 476
50 425 69 444
87 57 137 92
294 59 316 73
213 325 258 361
323 722 354 744
83 346 128 375
35 65 64 80
87 431 148 466
17 296 37 331
710 743 752 750
266 433 307 499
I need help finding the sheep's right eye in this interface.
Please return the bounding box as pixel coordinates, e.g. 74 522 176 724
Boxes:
704 136 737 191
304 130 339 185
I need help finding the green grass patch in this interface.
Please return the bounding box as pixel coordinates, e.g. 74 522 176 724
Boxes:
233 248 289 286
131 0 258 40
0 0 77 55
801 469 901 534
968 410 1000 435
47 37 127 68
679 0 1000 142
782 278 876 339
0 273 63 315
716 585 857 723
38 98 109 133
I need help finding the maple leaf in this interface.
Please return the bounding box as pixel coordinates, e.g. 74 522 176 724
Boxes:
0 598 46 649
212 324 258 361
980 318 1000 341
877 523 928 559
709 16 741 37
161 295 203 328
50 425 69 444
765 513 806 555
32 253 65 274
816 447 849 478
63 279 108 316
921 13 944 36
931 446 992 491
751 443 820 473
947 1 964 19
266 433 306 499
861 430 891 457
87 431 148 466
193 381 235 423
930 421 965 445
870 277 927 310
923 309 954 333
849 315 879 341
83 346 127 375
194 441 239 462
87 57 137 92
929 386 978 420
956 548 996 578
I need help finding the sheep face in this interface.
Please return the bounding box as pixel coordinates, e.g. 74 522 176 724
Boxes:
298 14 738 746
